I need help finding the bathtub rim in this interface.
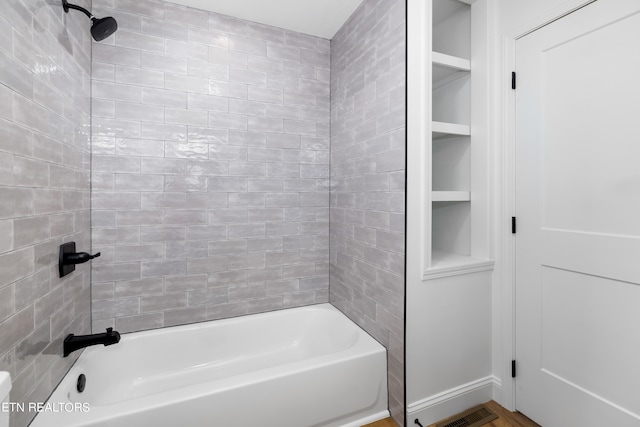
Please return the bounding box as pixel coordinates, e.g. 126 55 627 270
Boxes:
97 302 365 342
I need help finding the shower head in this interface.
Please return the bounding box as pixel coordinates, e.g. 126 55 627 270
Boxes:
62 0 118 42
90 16 118 42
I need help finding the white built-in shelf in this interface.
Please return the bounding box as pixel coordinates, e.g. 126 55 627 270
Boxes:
432 191 470 202
432 51 471 85
432 121 470 140
424 251 495 280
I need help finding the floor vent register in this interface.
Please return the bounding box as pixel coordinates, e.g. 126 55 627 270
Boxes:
435 404 499 427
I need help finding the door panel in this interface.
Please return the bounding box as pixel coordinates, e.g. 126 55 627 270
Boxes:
541 230 640 285
515 1 640 426
539 9 640 237
541 267 640 413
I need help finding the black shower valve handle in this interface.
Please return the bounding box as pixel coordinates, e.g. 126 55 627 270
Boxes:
59 242 100 278
63 251 101 265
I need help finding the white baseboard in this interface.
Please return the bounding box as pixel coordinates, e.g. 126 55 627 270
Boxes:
407 376 501 426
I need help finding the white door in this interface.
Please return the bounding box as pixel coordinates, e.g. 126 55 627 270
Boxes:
515 1 640 426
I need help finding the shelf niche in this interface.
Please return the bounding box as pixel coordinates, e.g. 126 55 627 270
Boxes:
432 52 471 84
425 0 491 278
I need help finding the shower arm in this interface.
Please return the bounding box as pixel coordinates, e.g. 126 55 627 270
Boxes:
62 0 95 20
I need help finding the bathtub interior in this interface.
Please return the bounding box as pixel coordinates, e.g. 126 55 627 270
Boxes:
32 304 389 427
67 305 374 406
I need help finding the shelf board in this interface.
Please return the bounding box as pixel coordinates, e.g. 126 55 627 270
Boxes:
423 251 495 280
432 51 471 85
432 121 470 139
432 191 470 202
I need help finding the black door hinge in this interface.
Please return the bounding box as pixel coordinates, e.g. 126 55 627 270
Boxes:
512 72 516 89
512 217 516 234
512 360 517 378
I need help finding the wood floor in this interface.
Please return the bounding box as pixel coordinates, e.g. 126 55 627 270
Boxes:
363 417 400 427
363 401 540 427
472 401 541 427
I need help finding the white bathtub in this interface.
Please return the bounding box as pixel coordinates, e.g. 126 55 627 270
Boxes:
32 304 389 427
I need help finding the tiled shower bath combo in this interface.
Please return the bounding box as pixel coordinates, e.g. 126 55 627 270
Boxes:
0 0 406 425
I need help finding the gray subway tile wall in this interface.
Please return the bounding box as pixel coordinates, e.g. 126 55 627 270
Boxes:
0 1 93 426
90 0 331 334
330 0 406 424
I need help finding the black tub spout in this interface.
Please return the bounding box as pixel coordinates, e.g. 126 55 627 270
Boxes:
63 328 121 357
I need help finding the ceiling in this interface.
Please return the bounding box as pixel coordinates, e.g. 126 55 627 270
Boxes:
166 0 365 39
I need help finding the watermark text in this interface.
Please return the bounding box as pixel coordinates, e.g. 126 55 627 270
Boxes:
1 402 90 413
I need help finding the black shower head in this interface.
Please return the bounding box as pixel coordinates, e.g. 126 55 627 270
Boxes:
91 16 118 42
62 0 118 42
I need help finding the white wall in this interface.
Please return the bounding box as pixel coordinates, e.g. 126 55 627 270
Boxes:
498 0 568 34
406 272 494 423
497 0 598 35
406 0 495 424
